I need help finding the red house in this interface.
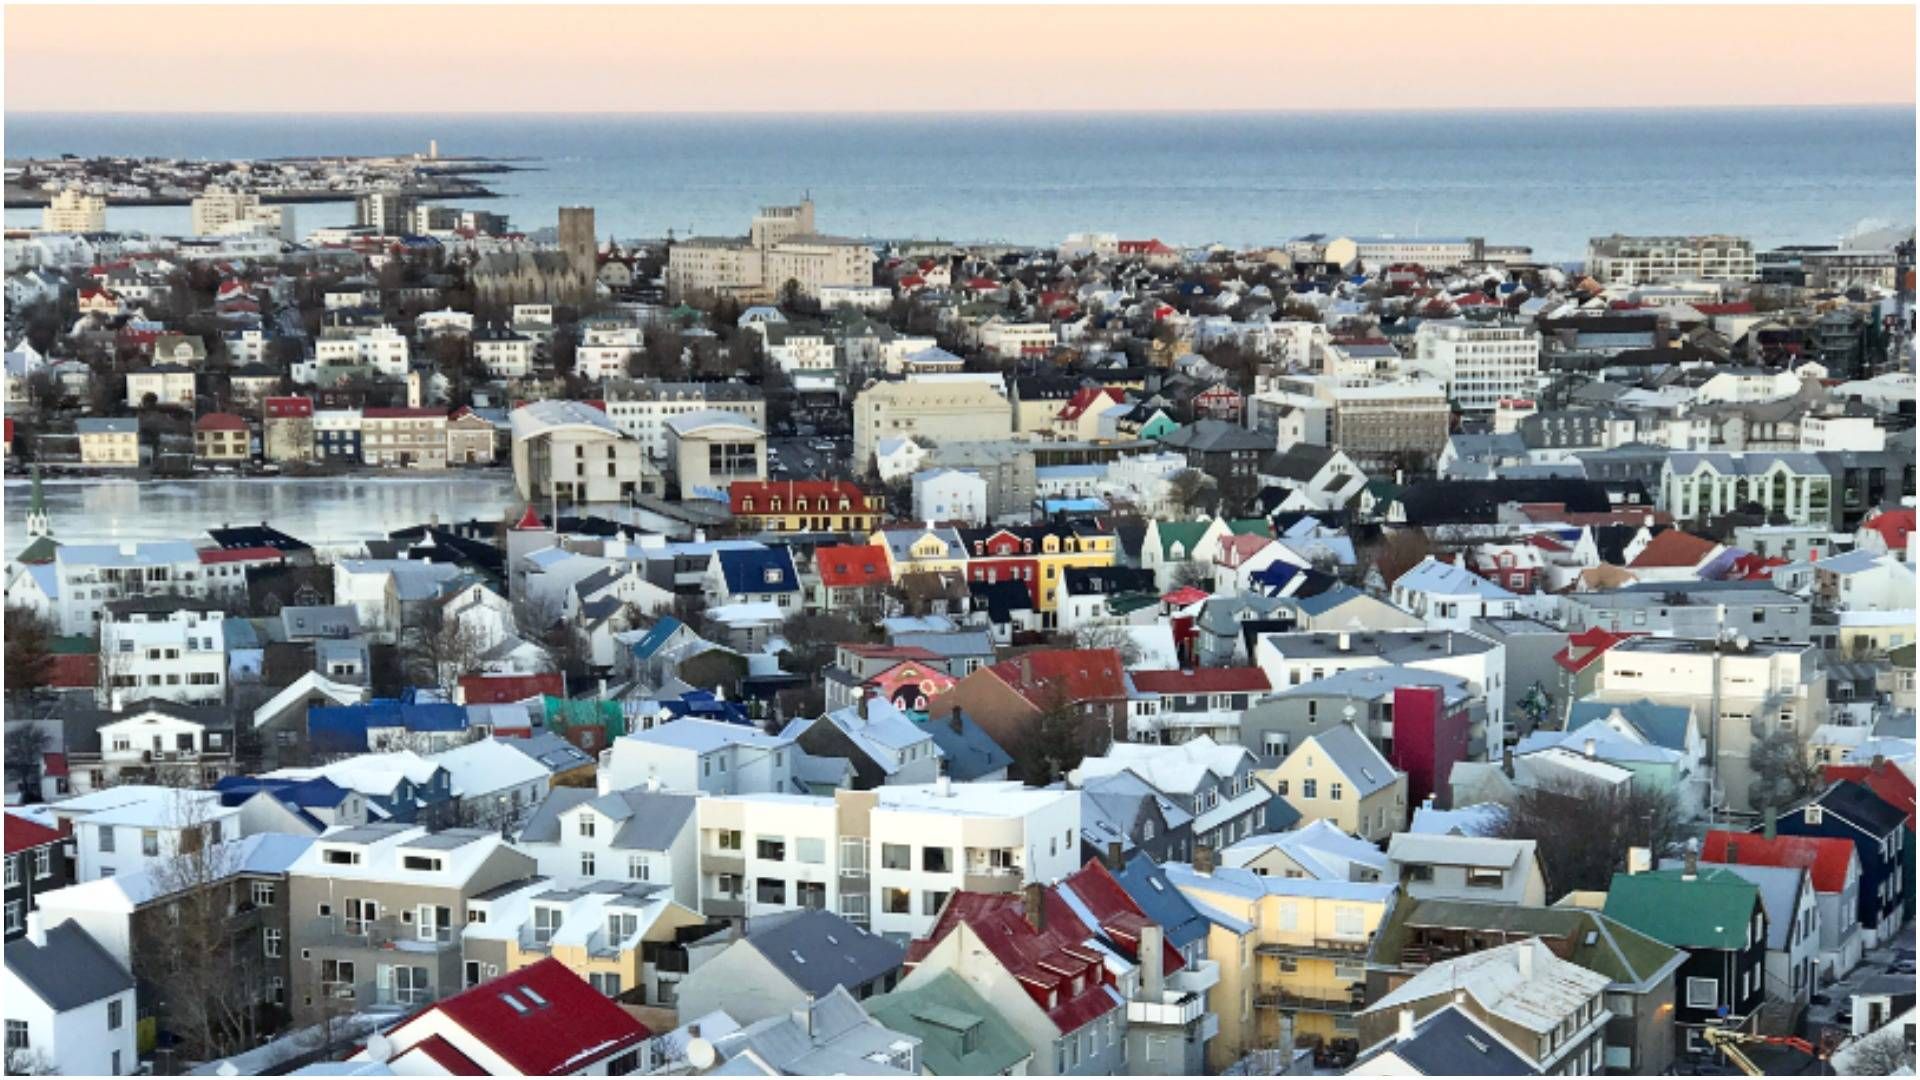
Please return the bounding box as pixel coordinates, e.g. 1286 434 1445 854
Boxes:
1388 683 1473 809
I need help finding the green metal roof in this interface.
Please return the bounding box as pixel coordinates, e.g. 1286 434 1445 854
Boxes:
541 695 627 737
1602 868 1760 951
1226 518 1274 536
864 971 1030 1077
1107 592 1161 617
1153 521 1210 559
47 634 96 656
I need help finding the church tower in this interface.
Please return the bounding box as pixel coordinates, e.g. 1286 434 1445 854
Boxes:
25 464 50 540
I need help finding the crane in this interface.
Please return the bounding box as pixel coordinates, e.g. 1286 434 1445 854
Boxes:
1701 1026 1831 1076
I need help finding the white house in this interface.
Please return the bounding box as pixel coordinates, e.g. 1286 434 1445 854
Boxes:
44 786 243 882
1390 557 1520 631
514 786 701 910
598 718 840 797
3 917 138 1077
428 739 552 829
912 468 989 525
99 604 228 706
874 437 929 483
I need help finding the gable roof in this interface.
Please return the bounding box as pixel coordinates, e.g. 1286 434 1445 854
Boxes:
1627 529 1719 569
1602 867 1761 950
1365 938 1610 1037
1706 829 1857 893
4 811 65 856
1811 778 1908 837
863 971 1031 1077
715 547 800 595
1564 698 1692 752
1293 723 1399 796
912 708 1013 782
904 891 1117 1036
816 544 891 589
5 920 135 1012
1375 1004 1534 1076
984 649 1127 707
399 957 649 1074
1822 761 1916 831
742 909 906 997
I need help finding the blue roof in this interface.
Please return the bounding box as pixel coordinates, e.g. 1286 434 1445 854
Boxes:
1112 852 1210 950
715 547 799 595
1293 583 1366 616
307 698 469 753
1564 698 1694 752
912 708 1014 782
628 616 686 660
216 775 352 810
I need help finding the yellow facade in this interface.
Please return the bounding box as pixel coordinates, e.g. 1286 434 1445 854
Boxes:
1260 741 1408 843
1175 874 1396 1070
499 903 707 994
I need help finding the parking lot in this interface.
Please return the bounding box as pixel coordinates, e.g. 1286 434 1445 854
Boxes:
1804 930 1915 1045
768 434 853 479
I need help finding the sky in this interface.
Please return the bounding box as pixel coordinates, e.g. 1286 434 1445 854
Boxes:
5 5 1916 115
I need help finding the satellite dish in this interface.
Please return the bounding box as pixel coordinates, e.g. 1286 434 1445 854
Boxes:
686 1038 717 1071
364 1033 394 1064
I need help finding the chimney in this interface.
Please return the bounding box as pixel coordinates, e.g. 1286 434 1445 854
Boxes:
936 773 952 799
1140 924 1165 1000
1683 840 1699 881
1515 942 1534 980
1397 1007 1416 1042
1194 843 1215 875
1018 655 1034 686
1726 839 1740 864
1501 745 1514 779
1627 847 1651 875
24 911 46 948
1023 882 1046 932
1582 738 1597 759
1337 631 1351 653
1764 804 1778 841
1871 753 1886 769
949 706 964 734
1106 841 1124 870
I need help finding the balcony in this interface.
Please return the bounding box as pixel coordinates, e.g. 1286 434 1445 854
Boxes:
1169 959 1221 996
705 851 745 876
305 915 456 953
1253 982 1366 1014
1128 990 1207 1028
1256 937 1370 960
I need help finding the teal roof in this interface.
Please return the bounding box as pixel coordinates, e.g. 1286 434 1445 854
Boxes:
864 972 1030 1076
1602 867 1760 950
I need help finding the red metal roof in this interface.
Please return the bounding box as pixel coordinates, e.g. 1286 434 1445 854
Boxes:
264 396 314 418
403 1035 485 1075
1161 586 1211 607
41 753 67 778
1055 387 1125 423
986 649 1127 707
1130 667 1270 695
729 479 876 517
816 543 891 589
511 505 545 531
398 957 648 1075
460 673 566 705
1059 859 1186 975
1627 529 1718 569
198 546 284 565
4 812 64 856
1823 762 1916 831
1552 627 1639 674
1861 509 1916 552
48 653 99 690
905 891 1119 1035
195 412 249 432
1702 830 1857 894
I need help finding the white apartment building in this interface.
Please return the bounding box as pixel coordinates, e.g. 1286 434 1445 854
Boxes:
1343 236 1482 269
100 606 227 706
1413 322 1541 413
191 191 263 236
597 718 828 797
818 285 893 311
26 541 209 635
79 705 233 793
42 189 107 233
600 381 767 462
764 329 837 376
46 786 243 883
1659 452 1834 528
1799 415 1886 453
576 323 644 382
853 378 1014 474
912 468 989 526
1587 234 1757 285
126 366 196 408
977 321 1057 360
473 328 535 379
696 781 1082 941
667 200 872 301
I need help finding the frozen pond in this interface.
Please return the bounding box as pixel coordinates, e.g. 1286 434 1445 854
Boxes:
4 473 524 560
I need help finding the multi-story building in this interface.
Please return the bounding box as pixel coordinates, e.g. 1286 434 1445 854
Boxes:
1255 377 1450 471
98 599 228 706
1587 233 1757 285
359 407 448 468
728 479 887 535
853 378 1014 475
1166 859 1398 1064
473 325 535 379
76 417 140 468
1659 451 1834 528
600 380 766 462
36 541 207 634
668 200 872 302
42 189 106 233
44 786 242 883
1602 859 1768 1054
263 395 317 463
665 410 766 495
3 813 70 941
355 191 417 236
193 412 250 462
459 877 706 1008
1341 236 1483 269
513 787 700 910
575 321 644 381
191 191 264 236
509 399 655 503
695 781 1081 941
1412 322 1540 413
284 823 536 1026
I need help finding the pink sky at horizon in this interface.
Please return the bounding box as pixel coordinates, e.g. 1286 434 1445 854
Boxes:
6 5 1915 114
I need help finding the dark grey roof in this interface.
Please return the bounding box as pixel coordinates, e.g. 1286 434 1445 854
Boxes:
499 732 596 774
1385 1005 1533 1075
743 909 905 996
1265 442 1340 481
6 921 135 1011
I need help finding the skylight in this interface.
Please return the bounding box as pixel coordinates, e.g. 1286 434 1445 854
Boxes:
500 992 529 1014
521 987 549 1007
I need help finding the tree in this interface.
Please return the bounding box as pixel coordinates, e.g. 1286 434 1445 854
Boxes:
1169 560 1214 591
779 611 874 678
1490 777 1688 895
401 612 489 697
1749 724 1824 814
1072 622 1143 667
1367 528 1432 588
5 605 55 699
1167 468 1213 517
1842 1025 1918 1076
5 724 50 803
1010 689 1113 785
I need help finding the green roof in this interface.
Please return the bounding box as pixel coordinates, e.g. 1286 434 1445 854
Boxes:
1370 895 1683 990
864 972 1030 1077
47 634 96 656
15 535 60 565
1226 518 1274 537
1893 642 1916 670
1602 868 1761 951
1153 521 1211 560
1107 592 1161 617
541 695 627 737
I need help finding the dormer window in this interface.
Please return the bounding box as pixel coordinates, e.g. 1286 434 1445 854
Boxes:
763 568 783 585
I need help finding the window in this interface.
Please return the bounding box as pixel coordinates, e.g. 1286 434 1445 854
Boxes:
2 858 14 889
580 852 596 876
1330 782 1344 801
1466 867 1504 889
756 877 787 905
795 837 826 865
1302 779 1318 799
578 815 596 838
1686 977 1718 1009
757 837 786 861
321 959 357 999
3 903 21 936
717 829 742 851
922 890 950 916
589 972 622 997
798 881 827 910
5 1020 25 1053
628 855 650 881
883 888 912 914
882 843 912 870
264 927 282 957
98 827 116 853
922 846 952 873
251 881 275 907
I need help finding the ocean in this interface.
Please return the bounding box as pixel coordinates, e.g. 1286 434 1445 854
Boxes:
5 109 1914 261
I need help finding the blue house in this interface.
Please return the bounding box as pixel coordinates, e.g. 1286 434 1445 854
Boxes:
1769 779 1909 947
706 546 802 613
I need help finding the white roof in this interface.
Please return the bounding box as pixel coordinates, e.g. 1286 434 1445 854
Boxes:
264 750 443 797
48 786 235 831
1387 832 1536 871
619 718 792 754
1071 735 1253 797
288 823 516 887
872 781 1076 819
1224 820 1389 881
1366 938 1609 1035
428 739 551 797
1163 861 1398 904
511 399 619 440
34 833 313 910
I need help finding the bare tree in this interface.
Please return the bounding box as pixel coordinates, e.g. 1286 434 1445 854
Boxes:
402 612 489 697
1169 560 1214 591
1490 776 1688 895
4 724 50 803
1749 725 1825 814
1366 528 1433 589
1167 469 1213 517
1843 1026 1917 1076
1010 688 1113 785
5 605 55 699
1072 621 1144 667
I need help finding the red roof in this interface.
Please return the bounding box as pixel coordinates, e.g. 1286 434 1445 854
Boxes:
3 419 13 445
48 653 99 690
1823 762 1916 831
264 396 314 419
4 812 64 856
729 479 875 517
400 957 648 1075
1552 626 1639 674
1693 301 1756 316
198 546 283 565
403 1035 485 1075
1161 586 1211 607
1130 668 1271 695
1060 859 1185 975
987 649 1127 707
1117 239 1173 255
1861 508 1916 552
967 277 1000 291
1055 386 1126 423
195 412 249 432
905 891 1118 1035
41 753 67 778
1701 830 1857 894
460 672 566 706
898 274 926 288
816 544 891 589
1724 552 1787 581
1627 529 1718 569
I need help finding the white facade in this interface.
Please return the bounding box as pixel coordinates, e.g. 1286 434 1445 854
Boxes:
100 608 228 705
46 787 243 883
1413 322 1541 413
912 468 989 525
3 922 138 1078
42 542 208 635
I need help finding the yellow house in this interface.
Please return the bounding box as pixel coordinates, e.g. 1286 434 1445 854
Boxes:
870 524 969 579
463 879 708 1008
1260 723 1408 842
76 417 140 468
1168 857 1399 1069
732 479 888 534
